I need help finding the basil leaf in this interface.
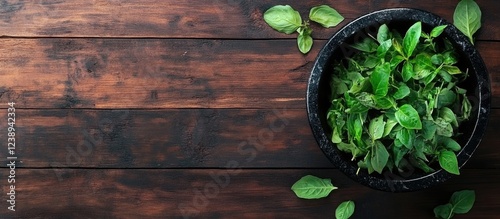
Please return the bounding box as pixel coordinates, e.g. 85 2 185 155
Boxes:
337 141 362 159
437 89 457 108
395 104 422 129
345 93 369 113
410 155 434 173
403 21 422 58
439 150 460 175
263 5 302 34
383 119 398 137
439 107 459 127
402 61 413 82
394 84 410 100
374 96 395 110
390 54 405 70
453 0 482 44
396 128 414 150
438 136 461 152
369 115 385 141
370 62 390 96
393 146 408 168
413 53 435 80
335 200 355 219
297 29 313 54
450 190 475 214
435 117 454 137
422 119 437 140
434 203 454 219
309 5 344 28
377 24 389 43
442 65 462 75
291 175 337 199
377 39 392 58
430 25 448 38
371 141 389 174
351 38 378 53
431 54 444 65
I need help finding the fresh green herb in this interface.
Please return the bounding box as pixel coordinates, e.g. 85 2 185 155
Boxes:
291 175 338 199
309 5 344 28
335 200 355 219
453 0 482 44
327 22 471 175
434 190 475 218
263 5 302 34
263 5 344 54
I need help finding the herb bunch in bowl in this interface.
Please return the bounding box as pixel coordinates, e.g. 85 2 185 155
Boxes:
327 22 472 176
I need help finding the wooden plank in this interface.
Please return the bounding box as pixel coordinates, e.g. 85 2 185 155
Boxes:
0 108 498 169
0 39 498 109
0 0 369 39
370 0 499 41
0 169 499 218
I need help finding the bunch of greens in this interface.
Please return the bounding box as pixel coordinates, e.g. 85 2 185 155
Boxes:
326 21 472 176
263 5 344 54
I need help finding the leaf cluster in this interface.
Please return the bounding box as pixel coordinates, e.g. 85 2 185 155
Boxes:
327 22 472 176
434 190 475 219
263 5 344 54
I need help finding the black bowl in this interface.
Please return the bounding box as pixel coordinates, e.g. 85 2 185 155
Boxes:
307 8 491 192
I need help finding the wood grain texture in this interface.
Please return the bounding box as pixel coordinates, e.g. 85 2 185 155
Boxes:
0 108 497 169
0 39 498 109
0 0 369 39
0 169 499 218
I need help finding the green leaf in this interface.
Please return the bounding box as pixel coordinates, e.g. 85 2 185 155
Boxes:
374 96 395 110
263 5 302 34
443 51 458 65
403 22 422 58
369 115 385 140
413 53 435 80
394 84 411 100
402 61 413 82
442 65 462 75
431 54 444 65
396 128 415 149
370 62 390 96
439 150 460 175
395 104 422 129
439 107 459 127
377 39 392 58
337 141 362 159
371 141 389 174
434 203 454 219
377 24 389 43
438 136 461 152
291 175 337 199
351 38 378 53
450 190 475 214
345 93 369 114
431 25 448 38
297 29 313 54
435 117 454 137
335 200 355 219
331 75 348 97
390 55 405 70
410 155 435 173
437 89 457 108
383 119 398 137
393 146 408 168
453 0 482 44
309 5 344 28
422 119 437 140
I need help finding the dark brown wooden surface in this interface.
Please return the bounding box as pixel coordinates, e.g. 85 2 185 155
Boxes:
0 1 499 218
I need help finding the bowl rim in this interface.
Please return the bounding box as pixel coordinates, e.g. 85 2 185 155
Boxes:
306 8 491 192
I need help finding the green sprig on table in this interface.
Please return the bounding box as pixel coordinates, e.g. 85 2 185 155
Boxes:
263 5 344 54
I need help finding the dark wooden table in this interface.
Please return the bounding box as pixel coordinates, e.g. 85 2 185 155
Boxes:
0 1 499 218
